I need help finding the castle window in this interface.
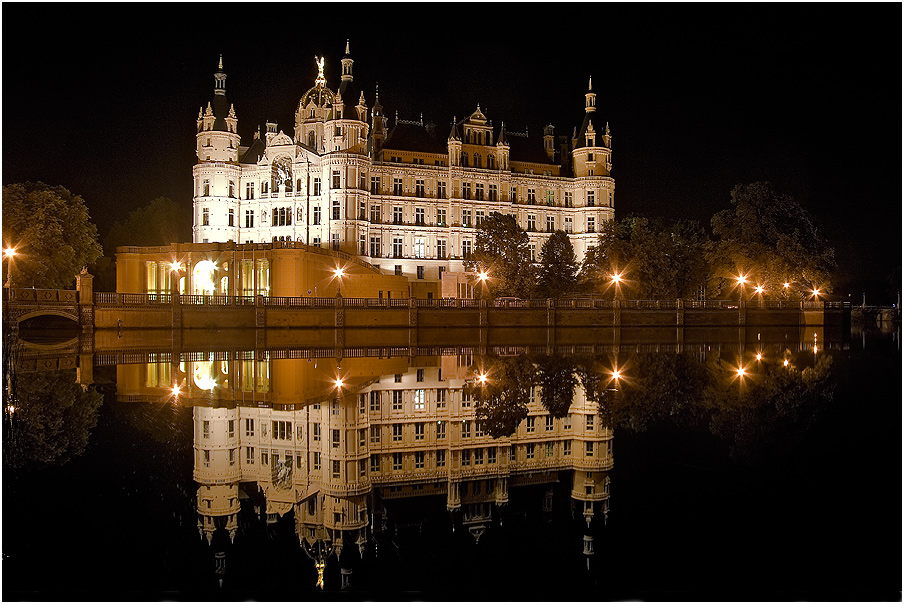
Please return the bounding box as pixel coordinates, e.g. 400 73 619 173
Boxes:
370 426 381 444
332 170 340 189
392 452 402 470
587 191 595 206
286 208 292 225
461 152 468 167
370 454 379 473
297 178 302 192
370 391 381 412
462 240 472 259
369 236 381 257
437 181 446 199
414 239 426 259
246 447 255 465
229 181 235 198
476 210 485 227
415 180 425 197
286 179 293 193
245 209 254 228
474 153 481 168
475 183 484 201
563 440 572 456
313 237 321 247
393 206 403 223
245 182 254 199
415 423 425 440
313 206 321 225
262 182 269 194
547 216 555 232
462 183 471 200
526 416 535 433
565 217 573 233
415 207 425 225
547 190 554 205
487 154 495 169
331 233 339 250
202 208 209 226
313 178 321 196
392 423 403 442
462 209 471 227
475 448 484 465
588 153 594 161
393 178 403 196
587 216 596 233
415 451 425 469
371 176 380 194
392 238 403 258
526 444 535 459
437 208 446 226
527 215 536 232
202 180 210 196
436 239 447 259
489 184 497 201
370 205 381 223
332 199 340 220
511 186 518 202
461 449 470 466
586 442 594 456
307 131 315 147
436 450 446 467
527 188 536 203
228 209 234 227
245 419 254 437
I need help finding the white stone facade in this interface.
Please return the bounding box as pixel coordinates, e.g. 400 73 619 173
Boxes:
193 47 615 286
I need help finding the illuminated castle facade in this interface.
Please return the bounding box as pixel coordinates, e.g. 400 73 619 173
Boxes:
192 44 615 289
120 352 613 586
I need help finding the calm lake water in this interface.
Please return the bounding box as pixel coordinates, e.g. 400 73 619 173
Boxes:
2 325 901 601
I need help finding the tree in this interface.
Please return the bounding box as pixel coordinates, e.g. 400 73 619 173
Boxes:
534 231 578 299
578 216 711 299
2 182 103 289
533 354 578 417
471 354 537 438
4 369 103 468
104 196 191 255
466 212 534 299
710 182 836 298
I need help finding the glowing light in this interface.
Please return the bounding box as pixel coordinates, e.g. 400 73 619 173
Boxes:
333 267 345 278
754 286 764 295
192 361 216 391
334 378 344 389
171 384 182 398
170 261 184 272
477 372 488 384
610 272 623 285
812 289 821 298
3 247 16 259
755 353 762 361
611 367 622 382
783 282 790 289
477 270 488 282
7 405 15 414
736 366 746 378
783 359 790 367
736 274 747 285
192 260 217 295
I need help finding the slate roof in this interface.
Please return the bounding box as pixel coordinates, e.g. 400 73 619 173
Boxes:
239 136 265 164
382 122 448 154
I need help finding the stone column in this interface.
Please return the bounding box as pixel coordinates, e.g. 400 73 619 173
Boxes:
75 268 94 332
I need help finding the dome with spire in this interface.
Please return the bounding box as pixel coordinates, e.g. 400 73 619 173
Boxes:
299 56 337 114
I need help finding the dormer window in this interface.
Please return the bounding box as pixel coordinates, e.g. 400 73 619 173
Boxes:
586 137 594 147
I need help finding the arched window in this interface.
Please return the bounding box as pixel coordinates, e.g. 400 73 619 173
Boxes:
308 131 316 147
461 152 468 167
474 153 481 168
485 131 490 145
297 178 302 191
488 154 495 169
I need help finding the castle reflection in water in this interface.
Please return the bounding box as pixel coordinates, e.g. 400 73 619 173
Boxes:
117 350 612 588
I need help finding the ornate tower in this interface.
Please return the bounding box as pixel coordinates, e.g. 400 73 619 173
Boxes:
194 56 242 244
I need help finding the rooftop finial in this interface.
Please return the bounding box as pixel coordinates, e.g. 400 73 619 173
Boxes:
345 39 351 55
315 56 326 86
219 55 224 70
588 75 593 90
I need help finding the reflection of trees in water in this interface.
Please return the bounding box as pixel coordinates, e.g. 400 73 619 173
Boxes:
469 354 536 439
4 370 102 468
464 349 837 462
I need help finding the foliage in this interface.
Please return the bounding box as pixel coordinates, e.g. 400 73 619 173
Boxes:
534 230 579 299
709 182 836 298
578 215 711 299
5 370 103 468
2 182 103 289
533 354 578 417
466 212 535 299
470 354 537 438
104 196 191 255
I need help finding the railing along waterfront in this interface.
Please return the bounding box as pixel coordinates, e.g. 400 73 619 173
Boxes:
91 293 843 310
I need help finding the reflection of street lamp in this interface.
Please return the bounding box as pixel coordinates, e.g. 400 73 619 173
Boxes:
4 247 17 288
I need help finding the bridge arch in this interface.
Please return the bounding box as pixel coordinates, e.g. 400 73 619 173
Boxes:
15 309 80 325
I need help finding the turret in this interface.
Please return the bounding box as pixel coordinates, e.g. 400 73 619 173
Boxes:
495 122 510 172
370 84 387 154
571 77 612 180
543 123 555 162
447 117 462 166
195 55 241 163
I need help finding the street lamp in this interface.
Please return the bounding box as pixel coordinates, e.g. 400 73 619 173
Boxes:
476 269 489 299
609 270 624 300
333 266 346 295
736 274 747 303
4 247 17 288
169 260 184 298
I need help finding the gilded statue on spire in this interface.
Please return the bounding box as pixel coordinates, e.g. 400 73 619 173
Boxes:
315 56 326 86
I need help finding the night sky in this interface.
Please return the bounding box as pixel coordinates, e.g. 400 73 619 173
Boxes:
3 4 901 301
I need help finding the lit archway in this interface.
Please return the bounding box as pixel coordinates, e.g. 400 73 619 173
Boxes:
192 260 217 295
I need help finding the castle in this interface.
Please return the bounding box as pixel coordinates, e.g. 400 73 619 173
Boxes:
192 42 615 294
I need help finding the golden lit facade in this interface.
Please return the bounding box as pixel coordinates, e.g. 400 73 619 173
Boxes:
193 45 615 289
119 353 613 552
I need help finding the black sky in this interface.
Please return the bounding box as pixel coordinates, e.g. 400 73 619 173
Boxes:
2 3 901 301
